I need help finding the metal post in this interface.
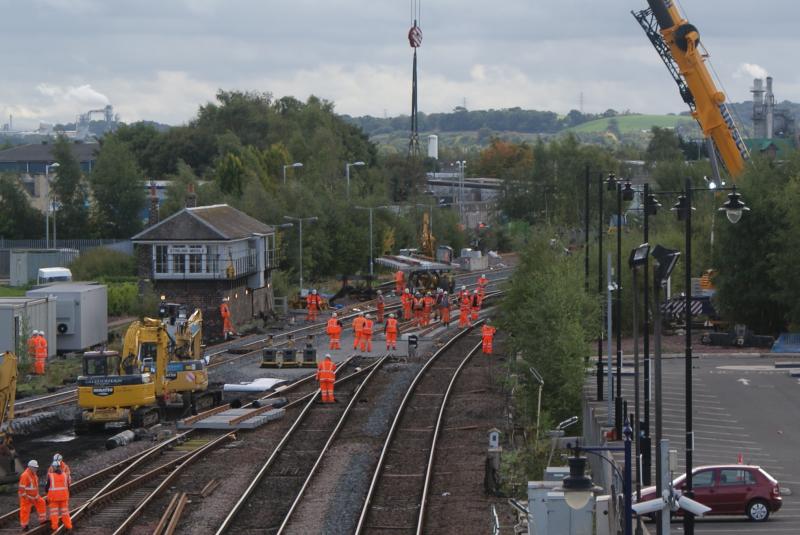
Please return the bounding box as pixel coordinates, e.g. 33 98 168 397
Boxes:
45 204 49 248
606 254 614 427
624 423 633 535
642 184 652 486
346 164 351 200
684 177 695 535
615 184 623 439
298 219 304 291
283 165 287 185
660 439 671 535
368 207 374 277
633 265 644 535
53 204 57 246
597 174 604 401
584 165 590 291
654 277 664 535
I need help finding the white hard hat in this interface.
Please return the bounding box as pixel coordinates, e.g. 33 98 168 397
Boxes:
28 460 39 469
377 290 382 295
325 353 332 359
53 453 63 463
311 289 317 294
51 460 60 469
389 313 395 318
332 312 337 318
404 288 410 293
473 289 478 293
462 285 466 290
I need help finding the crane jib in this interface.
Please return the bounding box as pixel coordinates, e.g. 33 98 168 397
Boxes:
646 0 675 30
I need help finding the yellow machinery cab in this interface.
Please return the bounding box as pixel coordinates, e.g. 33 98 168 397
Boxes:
76 350 157 432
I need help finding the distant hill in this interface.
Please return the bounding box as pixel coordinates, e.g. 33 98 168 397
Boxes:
565 114 695 134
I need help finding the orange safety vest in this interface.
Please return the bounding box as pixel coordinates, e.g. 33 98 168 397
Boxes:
423 296 434 312
27 336 37 358
316 359 336 382
48 462 71 486
478 275 488 288
401 293 412 307
326 318 339 335
46 471 69 501
307 294 321 308
220 302 231 318
395 271 404 284
35 336 47 359
353 316 366 334
385 317 398 333
481 325 496 339
18 469 39 498
361 319 373 337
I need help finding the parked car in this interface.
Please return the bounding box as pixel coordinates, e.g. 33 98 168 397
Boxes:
638 465 781 522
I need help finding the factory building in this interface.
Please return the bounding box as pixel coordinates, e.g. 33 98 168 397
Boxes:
132 203 277 339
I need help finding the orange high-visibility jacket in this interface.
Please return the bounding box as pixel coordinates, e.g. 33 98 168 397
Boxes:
307 294 322 309
423 296 434 312
352 316 366 334
316 359 336 382
481 325 496 339
220 302 231 318
27 337 37 359
35 336 47 359
326 318 341 334
385 317 398 334
48 462 71 486
361 319 374 337
395 270 404 284
401 293 412 307
18 469 40 498
46 472 69 501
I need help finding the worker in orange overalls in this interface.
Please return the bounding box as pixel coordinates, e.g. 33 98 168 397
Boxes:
220 300 236 340
440 291 451 326
306 289 322 322
46 461 72 532
413 292 424 327
376 290 385 324
18 460 46 530
326 313 342 350
459 290 471 327
385 313 399 350
422 292 434 327
316 354 336 403
478 274 488 300
401 288 413 321
48 453 71 486
481 322 497 354
458 285 469 303
34 330 47 375
471 290 482 322
352 313 366 351
360 314 374 353
27 331 38 371
395 270 405 295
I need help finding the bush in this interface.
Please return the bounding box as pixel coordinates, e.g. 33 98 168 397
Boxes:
70 248 136 281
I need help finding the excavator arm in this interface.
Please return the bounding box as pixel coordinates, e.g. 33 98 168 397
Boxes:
0 352 22 481
633 0 749 178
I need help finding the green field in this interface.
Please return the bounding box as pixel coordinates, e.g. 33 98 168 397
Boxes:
0 286 26 297
566 114 696 134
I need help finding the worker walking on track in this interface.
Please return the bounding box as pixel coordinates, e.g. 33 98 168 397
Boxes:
401 288 413 321
46 460 72 532
395 270 405 295
48 453 71 486
459 290 471 327
385 313 398 350
413 292 424 327
376 290 385 323
220 299 236 340
440 291 451 326
360 314 374 353
352 313 366 351
422 292 434 327
477 274 488 296
306 289 322 322
481 322 497 354
18 460 46 530
316 354 336 403
34 331 47 375
326 313 342 350
471 289 481 322
458 285 469 303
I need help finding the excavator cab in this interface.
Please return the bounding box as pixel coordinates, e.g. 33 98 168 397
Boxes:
0 351 22 483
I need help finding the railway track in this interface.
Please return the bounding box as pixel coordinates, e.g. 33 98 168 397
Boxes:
355 327 486 534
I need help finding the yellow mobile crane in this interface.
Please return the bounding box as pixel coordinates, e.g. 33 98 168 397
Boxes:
633 0 749 178
0 352 22 482
76 305 219 432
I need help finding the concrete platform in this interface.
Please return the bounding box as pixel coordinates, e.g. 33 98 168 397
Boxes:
178 407 285 429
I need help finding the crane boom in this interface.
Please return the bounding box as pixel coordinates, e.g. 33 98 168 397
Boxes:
633 0 749 178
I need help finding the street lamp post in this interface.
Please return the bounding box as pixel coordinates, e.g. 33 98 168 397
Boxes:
282 162 303 185
283 215 318 291
44 162 59 248
345 161 366 200
597 173 605 402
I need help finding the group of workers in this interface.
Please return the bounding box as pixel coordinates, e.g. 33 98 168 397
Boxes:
26 330 48 375
18 453 72 532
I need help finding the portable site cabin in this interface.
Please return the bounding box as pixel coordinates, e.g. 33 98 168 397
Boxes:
26 283 108 352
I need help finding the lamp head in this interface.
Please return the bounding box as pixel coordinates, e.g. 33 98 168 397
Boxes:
605 172 617 191
651 244 681 285
671 194 689 221
622 181 635 201
645 193 661 216
559 455 596 510
719 189 750 224
629 243 650 268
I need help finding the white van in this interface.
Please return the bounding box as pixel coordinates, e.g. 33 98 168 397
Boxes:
37 267 73 285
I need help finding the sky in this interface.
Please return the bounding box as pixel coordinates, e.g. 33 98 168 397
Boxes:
1 0 797 129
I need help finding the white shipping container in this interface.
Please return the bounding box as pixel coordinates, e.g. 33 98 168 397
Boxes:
27 283 108 351
0 297 57 357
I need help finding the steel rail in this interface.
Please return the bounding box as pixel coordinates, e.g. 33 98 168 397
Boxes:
353 319 486 535
213 358 383 534
276 355 391 534
415 341 483 535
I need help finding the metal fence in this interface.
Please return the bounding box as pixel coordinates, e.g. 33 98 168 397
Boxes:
0 239 132 279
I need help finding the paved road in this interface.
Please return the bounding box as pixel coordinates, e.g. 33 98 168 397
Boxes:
621 355 800 534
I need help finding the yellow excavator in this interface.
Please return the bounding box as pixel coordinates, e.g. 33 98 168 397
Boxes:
75 305 220 432
0 352 22 482
633 0 749 179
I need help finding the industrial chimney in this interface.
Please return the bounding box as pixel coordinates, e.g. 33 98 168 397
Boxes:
766 76 775 140
147 182 159 226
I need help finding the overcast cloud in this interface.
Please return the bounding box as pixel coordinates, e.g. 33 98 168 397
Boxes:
1 0 797 129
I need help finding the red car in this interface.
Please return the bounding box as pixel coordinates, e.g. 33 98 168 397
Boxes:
638 465 781 522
